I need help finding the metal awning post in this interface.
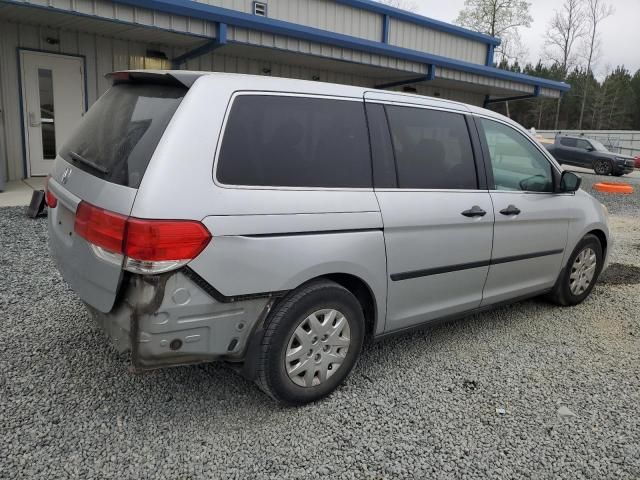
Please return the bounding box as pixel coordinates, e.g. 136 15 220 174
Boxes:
484 85 541 108
375 64 435 90
171 22 228 68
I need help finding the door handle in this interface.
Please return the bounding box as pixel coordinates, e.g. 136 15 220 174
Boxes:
461 205 487 218
500 205 521 216
28 112 41 127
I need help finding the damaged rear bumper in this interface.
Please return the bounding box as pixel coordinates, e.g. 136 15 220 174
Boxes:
87 270 275 370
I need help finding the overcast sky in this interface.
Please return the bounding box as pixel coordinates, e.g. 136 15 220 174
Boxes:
413 0 640 76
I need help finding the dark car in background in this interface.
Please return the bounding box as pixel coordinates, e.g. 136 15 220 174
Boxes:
545 135 635 176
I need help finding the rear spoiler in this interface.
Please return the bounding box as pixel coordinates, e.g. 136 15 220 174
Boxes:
106 70 206 88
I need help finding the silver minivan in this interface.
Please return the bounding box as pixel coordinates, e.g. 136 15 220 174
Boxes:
47 71 610 405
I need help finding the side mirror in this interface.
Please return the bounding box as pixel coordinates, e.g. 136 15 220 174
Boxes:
586 146 595 152
519 174 551 192
559 171 582 193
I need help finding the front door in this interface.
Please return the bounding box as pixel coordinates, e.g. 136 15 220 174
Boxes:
20 50 85 176
366 100 494 332
475 117 571 305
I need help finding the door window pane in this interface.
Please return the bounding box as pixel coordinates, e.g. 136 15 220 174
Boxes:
480 119 554 193
576 139 591 150
559 137 576 147
217 95 372 188
38 68 56 159
384 106 477 190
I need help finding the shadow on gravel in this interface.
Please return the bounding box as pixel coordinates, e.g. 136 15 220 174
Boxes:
600 262 640 285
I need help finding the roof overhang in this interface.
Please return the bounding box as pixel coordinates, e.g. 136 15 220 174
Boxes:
105 0 569 92
0 0 570 98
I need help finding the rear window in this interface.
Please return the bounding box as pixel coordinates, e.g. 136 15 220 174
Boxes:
216 95 372 188
59 82 186 188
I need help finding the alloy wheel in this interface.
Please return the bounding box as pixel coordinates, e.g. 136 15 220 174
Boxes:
594 159 611 175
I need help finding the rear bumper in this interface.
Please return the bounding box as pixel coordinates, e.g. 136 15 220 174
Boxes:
87 270 272 369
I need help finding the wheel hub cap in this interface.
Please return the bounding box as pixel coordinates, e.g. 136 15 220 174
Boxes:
285 309 351 388
569 247 597 295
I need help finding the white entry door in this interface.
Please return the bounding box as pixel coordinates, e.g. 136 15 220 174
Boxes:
20 50 85 176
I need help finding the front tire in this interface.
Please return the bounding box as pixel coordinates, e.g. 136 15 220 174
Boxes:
548 234 603 306
593 159 612 176
255 280 365 405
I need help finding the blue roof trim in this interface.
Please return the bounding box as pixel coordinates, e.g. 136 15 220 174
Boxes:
334 0 501 46
110 0 568 92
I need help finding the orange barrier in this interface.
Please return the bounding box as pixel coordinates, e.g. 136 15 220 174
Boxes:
592 182 634 194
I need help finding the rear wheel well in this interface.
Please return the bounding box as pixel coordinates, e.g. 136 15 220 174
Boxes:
321 274 377 337
587 229 607 257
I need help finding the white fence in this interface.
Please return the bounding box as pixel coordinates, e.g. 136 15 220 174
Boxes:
536 130 640 157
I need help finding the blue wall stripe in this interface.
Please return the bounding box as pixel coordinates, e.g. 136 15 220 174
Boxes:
381 14 390 44
334 0 501 46
485 44 495 67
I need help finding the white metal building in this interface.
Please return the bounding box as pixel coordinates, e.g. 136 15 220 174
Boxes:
0 0 570 188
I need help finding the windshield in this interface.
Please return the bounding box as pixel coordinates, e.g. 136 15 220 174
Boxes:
590 140 609 152
59 82 187 188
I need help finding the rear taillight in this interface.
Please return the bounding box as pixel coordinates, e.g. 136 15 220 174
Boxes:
124 218 211 261
73 201 211 274
75 202 127 253
44 176 57 208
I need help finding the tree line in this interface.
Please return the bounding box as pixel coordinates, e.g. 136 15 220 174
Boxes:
489 61 640 131
376 0 639 131
454 0 640 131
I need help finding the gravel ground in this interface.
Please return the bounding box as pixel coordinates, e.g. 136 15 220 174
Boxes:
1 176 639 479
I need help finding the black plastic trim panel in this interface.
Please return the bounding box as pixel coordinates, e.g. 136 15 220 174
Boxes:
183 267 288 303
242 228 382 238
391 249 564 281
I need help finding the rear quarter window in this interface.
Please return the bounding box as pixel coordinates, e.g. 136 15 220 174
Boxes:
559 137 577 147
216 95 372 188
59 82 186 188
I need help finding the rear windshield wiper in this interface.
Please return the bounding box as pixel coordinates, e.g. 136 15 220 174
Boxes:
68 151 110 175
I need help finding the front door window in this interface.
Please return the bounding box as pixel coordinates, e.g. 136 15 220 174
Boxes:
480 118 554 193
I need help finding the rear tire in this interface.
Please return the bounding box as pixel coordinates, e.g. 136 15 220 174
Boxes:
593 159 612 176
548 234 603 306
254 280 364 405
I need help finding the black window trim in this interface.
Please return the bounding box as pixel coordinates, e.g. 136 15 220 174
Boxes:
364 102 398 188
213 91 375 191
366 101 487 192
472 114 565 195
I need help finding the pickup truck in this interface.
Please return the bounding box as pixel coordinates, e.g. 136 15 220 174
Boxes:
544 135 635 176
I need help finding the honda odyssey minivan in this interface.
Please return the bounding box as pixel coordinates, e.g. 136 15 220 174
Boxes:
47 71 610 405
